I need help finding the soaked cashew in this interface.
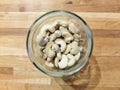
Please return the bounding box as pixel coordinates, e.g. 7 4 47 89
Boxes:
60 26 73 43
45 42 55 58
47 57 53 61
40 24 55 36
54 52 62 67
36 25 55 44
54 57 60 67
43 54 47 60
58 54 68 69
68 23 80 34
52 43 60 52
50 30 61 41
67 54 76 66
57 52 62 59
55 20 68 27
45 61 54 68
64 44 72 54
36 32 50 46
70 41 79 55
75 52 81 61
55 38 66 52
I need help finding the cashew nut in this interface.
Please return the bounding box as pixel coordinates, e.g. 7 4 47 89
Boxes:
75 52 81 61
57 52 62 59
52 43 60 52
74 34 81 39
40 24 55 36
67 54 76 66
58 54 68 69
50 30 61 41
47 57 53 61
54 52 61 67
43 53 47 60
64 44 72 54
68 23 80 34
36 32 50 46
45 61 54 68
45 42 55 58
52 21 58 27
73 34 81 43
60 26 73 43
36 35 43 44
54 57 60 67
36 24 55 44
38 38 48 46
70 41 79 55
44 32 50 41
55 38 66 52
55 20 68 27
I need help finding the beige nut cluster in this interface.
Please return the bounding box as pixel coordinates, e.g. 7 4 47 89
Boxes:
36 20 83 69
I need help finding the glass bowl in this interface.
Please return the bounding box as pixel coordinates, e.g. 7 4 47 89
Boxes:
26 10 93 77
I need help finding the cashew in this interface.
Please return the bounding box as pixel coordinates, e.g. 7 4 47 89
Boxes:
64 44 72 54
36 24 55 44
57 52 62 59
37 32 50 46
45 42 55 58
70 41 80 55
36 35 47 46
38 39 48 46
47 57 53 61
50 30 61 41
58 54 68 69
73 34 81 43
45 61 54 68
68 23 80 34
60 26 73 43
67 54 76 66
36 35 43 45
43 54 47 60
52 21 58 27
74 34 81 39
52 43 60 52
54 52 61 67
55 38 66 52
40 24 55 36
75 52 81 61
55 20 68 27
54 57 60 67
44 32 50 41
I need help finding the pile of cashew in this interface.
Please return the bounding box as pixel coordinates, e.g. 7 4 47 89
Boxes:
36 20 84 69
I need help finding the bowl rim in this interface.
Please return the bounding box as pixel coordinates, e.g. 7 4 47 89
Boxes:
26 10 93 77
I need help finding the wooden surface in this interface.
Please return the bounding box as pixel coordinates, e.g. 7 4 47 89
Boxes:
0 0 120 90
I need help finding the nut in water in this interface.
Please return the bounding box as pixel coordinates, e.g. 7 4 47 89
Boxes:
36 20 84 69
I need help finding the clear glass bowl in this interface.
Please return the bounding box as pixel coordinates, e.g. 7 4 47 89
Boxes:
26 10 93 77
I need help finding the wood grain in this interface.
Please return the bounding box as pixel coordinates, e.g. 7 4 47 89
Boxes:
0 0 120 90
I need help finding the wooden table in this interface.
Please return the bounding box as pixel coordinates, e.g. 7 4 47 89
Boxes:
0 0 120 90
